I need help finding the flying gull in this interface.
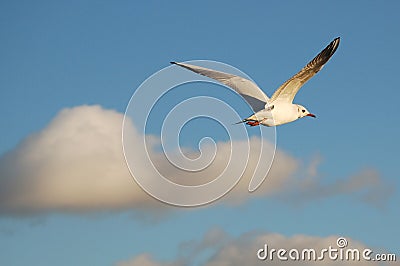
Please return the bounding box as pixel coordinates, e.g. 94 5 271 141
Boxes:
171 37 340 126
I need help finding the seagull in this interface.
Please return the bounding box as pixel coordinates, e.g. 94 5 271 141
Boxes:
170 37 340 127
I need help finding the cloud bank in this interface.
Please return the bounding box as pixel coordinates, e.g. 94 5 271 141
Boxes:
0 105 393 216
116 229 398 266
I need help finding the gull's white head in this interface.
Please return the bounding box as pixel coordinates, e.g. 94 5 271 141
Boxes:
296 104 316 119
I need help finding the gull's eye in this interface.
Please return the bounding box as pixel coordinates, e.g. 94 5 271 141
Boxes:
302 109 305 113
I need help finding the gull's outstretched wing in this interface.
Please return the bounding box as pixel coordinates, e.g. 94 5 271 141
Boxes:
270 37 340 103
171 62 269 112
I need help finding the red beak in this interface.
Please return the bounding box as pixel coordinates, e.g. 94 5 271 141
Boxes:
306 113 316 118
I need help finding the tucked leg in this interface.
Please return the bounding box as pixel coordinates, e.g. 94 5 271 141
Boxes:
246 121 260 126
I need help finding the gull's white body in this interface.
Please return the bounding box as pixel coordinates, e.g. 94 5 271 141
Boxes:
252 102 299 126
171 37 340 127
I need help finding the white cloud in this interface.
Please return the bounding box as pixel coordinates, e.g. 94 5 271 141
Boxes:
0 105 393 216
117 254 184 266
281 168 394 207
0 105 160 215
115 229 399 266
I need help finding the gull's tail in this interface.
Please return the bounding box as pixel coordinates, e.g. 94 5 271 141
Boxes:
233 119 248 125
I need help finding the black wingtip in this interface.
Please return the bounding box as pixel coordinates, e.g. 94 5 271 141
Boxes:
325 37 340 56
170 61 177 65
332 37 340 47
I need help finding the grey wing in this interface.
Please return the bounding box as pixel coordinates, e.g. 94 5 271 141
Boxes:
270 37 340 103
171 62 269 112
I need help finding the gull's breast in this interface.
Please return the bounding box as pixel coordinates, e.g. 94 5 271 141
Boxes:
269 103 299 126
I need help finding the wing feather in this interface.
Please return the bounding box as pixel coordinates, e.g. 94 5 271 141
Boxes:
171 62 269 112
270 37 340 103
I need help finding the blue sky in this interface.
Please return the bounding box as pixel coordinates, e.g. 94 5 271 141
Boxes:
0 1 399 265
